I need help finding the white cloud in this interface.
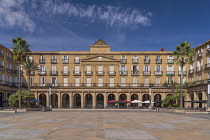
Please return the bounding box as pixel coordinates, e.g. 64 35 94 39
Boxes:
0 0 35 32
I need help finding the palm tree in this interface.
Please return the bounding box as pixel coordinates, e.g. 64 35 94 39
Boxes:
23 59 39 92
172 41 195 108
11 37 31 108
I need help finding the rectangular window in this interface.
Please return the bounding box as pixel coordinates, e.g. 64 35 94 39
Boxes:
30 77 33 86
64 78 68 86
52 65 56 73
98 66 103 74
74 66 80 73
40 65 46 73
75 78 80 86
156 56 161 61
51 77 57 86
86 66 91 73
144 78 149 86
98 78 103 87
156 65 161 71
121 56 126 60
40 77 46 86
0 60 4 66
144 65 150 72
156 78 161 86
121 77 126 87
86 78 91 87
120 66 126 71
133 77 137 87
0 74 4 84
63 66 68 74
110 78 114 87
109 66 114 73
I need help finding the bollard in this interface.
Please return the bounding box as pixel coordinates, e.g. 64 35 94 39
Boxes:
42 106 46 112
156 108 159 112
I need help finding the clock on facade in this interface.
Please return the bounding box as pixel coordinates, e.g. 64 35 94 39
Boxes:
98 57 102 60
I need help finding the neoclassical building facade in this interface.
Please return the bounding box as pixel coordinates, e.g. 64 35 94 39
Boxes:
0 39 210 108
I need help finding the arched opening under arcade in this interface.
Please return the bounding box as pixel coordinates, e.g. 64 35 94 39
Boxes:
39 94 46 107
131 94 138 107
190 94 194 108
96 94 104 108
51 94 58 108
0 92 3 107
154 94 161 107
62 94 69 108
85 94 92 108
198 93 202 108
119 94 127 108
142 94 149 107
74 94 81 108
108 94 115 108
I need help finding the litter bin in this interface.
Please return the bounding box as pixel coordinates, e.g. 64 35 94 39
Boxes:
156 108 159 112
42 106 46 112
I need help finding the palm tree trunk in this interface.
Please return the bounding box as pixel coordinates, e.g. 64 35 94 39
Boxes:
180 65 183 108
18 64 21 108
28 71 30 92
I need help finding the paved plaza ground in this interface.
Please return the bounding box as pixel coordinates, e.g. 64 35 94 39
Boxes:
0 110 210 140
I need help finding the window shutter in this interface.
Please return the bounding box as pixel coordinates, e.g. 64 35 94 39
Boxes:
110 78 114 87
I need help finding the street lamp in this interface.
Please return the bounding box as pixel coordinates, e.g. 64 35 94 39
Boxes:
149 83 153 109
49 85 52 109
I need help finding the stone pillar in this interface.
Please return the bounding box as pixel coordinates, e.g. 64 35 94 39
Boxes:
46 92 49 108
138 93 142 107
151 92 154 107
104 93 107 108
69 92 73 108
202 90 207 108
127 93 131 106
81 93 84 108
93 93 96 108
58 93 61 108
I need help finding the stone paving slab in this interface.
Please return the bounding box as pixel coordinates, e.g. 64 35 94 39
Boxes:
129 116 151 119
0 123 23 129
77 116 98 119
38 119 68 122
0 129 48 139
62 123 98 128
104 129 158 140
103 119 131 122
140 123 183 129
165 120 197 124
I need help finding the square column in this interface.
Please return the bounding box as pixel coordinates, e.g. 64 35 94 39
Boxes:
93 93 96 108
81 93 84 108
69 92 73 108
104 93 107 108
58 93 61 108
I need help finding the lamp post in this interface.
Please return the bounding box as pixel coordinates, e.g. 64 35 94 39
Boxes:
49 85 52 109
149 83 153 109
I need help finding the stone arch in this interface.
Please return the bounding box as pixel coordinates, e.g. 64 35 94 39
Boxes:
74 93 81 108
198 93 202 108
131 94 138 107
85 93 92 108
39 93 46 107
62 94 69 108
154 94 162 107
51 93 58 108
142 94 149 107
96 94 104 108
0 92 4 107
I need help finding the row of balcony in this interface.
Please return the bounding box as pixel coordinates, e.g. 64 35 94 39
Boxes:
197 49 210 59
0 66 23 74
0 53 12 61
31 71 186 76
188 64 210 74
37 59 175 64
0 80 27 87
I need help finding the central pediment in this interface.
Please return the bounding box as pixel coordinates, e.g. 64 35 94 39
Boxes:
81 55 120 63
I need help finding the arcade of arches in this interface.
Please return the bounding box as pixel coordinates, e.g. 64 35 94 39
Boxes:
35 91 208 108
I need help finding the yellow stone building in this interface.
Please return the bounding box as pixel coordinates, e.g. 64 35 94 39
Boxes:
0 39 210 109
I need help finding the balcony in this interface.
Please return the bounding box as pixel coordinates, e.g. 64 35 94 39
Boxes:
154 71 163 75
39 59 45 64
51 59 57 64
206 49 210 54
131 71 140 76
196 67 203 72
38 71 47 76
74 59 80 64
26 71 35 76
96 71 105 76
197 53 202 58
108 71 116 76
167 59 174 64
205 63 210 70
0 53 4 58
132 59 138 63
120 59 127 64
61 71 70 76
85 71 93 76
178 71 187 76
166 71 175 76
143 71 151 75
119 71 128 76
144 59 150 64
73 71 81 76
14 70 23 75
6 68 13 74
7 56 12 61
156 59 162 64
0 66 5 71
50 71 58 76
62 59 69 64
189 69 194 74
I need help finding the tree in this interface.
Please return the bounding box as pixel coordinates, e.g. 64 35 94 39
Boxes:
172 41 195 108
11 37 31 108
23 59 39 92
8 90 35 108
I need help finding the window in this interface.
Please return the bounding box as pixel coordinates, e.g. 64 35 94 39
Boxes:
98 78 103 87
198 74 202 80
40 77 46 86
51 77 57 86
86 78 91 87
40 65 46 73
51 65 56 74
109 66 114 74
167 65 174 71
144 65 150 72
122 56 126 60
121 77 126 87
86 66 91 74
190 64 194 70
120 66 126 71
75 78 80 86
63 66 68 74
110 56 114 58
0 50 3 56
133 56 138 62
40 55 44 60
144 78 149 86
74 66 80 74
156 56 161 61
167 78 173 84
132 66 138 74
86 56 90 58
98 66 103 74
52 56 56 62
63 56 68 63
28 56 33 61
0 74 4 84
133 77 137 87
145 56 149 62
156 65 161 71
64 78 68 86
75 56 80 63
156 78 161 86
7 76 12 85
0 60 4 66
110 78 114 87
30 77 33 86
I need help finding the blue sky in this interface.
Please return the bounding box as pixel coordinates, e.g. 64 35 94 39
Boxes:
0 0 210 52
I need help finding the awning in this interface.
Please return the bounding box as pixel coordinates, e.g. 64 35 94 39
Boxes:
142 100 154 103
122 100 131 103
107 100 116 103
115 100 128 103
131 100 142 103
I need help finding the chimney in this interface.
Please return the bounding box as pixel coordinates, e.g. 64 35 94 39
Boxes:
161 48 165 51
